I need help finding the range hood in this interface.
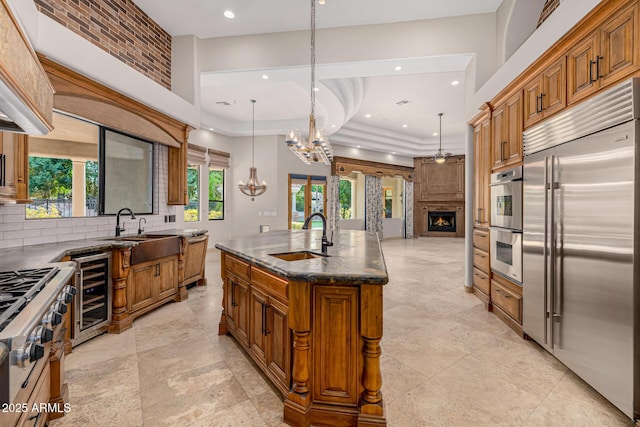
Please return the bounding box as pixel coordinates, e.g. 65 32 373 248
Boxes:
0 0 53 135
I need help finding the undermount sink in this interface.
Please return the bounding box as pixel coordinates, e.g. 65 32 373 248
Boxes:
108 235 181 264
269 251 328 261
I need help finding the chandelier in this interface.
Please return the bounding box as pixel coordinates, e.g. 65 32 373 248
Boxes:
239 99 267 200
433 113 451 164
284 0 334 165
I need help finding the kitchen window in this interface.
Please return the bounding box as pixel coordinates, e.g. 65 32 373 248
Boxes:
338 173 364 220
208 169 224 220
184 165 200 222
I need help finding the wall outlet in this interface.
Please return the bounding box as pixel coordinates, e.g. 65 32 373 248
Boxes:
164 215 169 222
169 215 176 223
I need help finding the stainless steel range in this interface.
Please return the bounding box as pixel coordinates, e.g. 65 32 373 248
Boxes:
0 265 75 408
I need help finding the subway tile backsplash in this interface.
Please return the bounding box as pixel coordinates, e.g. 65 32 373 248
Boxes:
0 145 177 249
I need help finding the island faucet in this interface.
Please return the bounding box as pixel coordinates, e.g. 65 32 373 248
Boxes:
115 207 136 237
302 212 333 254
138 217 147 235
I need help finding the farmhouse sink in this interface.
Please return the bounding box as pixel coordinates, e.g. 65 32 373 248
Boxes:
110 235 181 264
269 251 328 261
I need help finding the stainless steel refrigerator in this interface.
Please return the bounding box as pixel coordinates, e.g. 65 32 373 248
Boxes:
522 78 638 422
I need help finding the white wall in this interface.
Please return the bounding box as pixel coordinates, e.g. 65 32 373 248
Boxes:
0 145 177 249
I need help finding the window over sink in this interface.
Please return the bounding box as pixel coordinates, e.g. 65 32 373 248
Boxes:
26 111 155 219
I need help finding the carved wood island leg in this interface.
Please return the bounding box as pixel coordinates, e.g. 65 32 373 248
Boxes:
108 247 133 333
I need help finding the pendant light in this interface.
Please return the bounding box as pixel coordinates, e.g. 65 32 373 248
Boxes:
284 0 334 165
433 113 451 164
238 99 267 201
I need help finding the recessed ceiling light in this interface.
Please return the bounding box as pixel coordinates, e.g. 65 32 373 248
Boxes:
392 152 396 154
319 0 326 4
313 87 319 92
402 124 408 128
356 145 361 148
394 66 402 71
365 114 371 118
433 132 438 136
209 128 214 131
331 124 336 128
451 80 460 86
224 10 235 19
262 74 269 80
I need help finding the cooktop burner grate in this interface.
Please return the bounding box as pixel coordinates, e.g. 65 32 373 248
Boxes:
0 267 59 333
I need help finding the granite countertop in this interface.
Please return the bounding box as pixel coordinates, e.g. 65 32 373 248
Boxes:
0 228 208 271
215 229 388 285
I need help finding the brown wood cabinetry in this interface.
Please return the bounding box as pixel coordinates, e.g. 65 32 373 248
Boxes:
470 105 491 228
567 0 640 104
490 274 523 336
183 234 208 287
0 132 30 203
127 255 178 315
523 57 567 128
218 250 386 426
225 274 250 346
491 90 523 171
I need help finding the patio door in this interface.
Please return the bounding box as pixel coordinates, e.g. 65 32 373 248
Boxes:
288 174 326 229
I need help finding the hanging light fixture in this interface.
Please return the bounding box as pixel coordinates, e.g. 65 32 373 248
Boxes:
239 99 267 201
284 0 334 165
433 113 451 164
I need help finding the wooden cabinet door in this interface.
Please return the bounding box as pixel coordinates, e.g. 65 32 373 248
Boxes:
491 102 507 170
223 276 236 332
541 57 566 119
504 91 523 167
249 286 268 366
266 297 290 392
567 32 599 105
234 278 250 346
480 118 491 226
184 235 208 285
523 76 543 129
129 263 155 312
599 1 639 88
157 257 178 300
473 124 484 226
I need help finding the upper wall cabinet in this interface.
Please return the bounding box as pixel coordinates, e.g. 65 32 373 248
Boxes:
567 0 640 105
523 57 566 129
470 105 491 228
491 90 522 171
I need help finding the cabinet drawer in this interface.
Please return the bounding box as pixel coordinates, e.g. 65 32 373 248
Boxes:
472 267 490 295
491 280 522 322
473 248 490 273
473 229 489 251
252 267 288 302
225 254 250 281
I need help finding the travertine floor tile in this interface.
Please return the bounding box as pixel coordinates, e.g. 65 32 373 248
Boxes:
50 238 632 427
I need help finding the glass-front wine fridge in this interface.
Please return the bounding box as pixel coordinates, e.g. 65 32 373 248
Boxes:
71 251 112 346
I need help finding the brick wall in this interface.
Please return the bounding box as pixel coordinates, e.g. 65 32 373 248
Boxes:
537 0 561 27
34 0 171 90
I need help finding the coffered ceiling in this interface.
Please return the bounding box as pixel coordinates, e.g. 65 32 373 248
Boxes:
134 0 505 158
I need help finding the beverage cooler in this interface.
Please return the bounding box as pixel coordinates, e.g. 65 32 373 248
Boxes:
71 252 112 346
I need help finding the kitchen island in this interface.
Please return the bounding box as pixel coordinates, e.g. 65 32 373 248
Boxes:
216 229 388 427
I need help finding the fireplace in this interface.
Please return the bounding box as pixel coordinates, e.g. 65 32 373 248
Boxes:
428 211 456 233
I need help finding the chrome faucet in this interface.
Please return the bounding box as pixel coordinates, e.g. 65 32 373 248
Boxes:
138 217 147 235
302 212 333 254
115 208 136 237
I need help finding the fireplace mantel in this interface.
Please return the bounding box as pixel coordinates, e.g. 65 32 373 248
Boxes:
413 155 465 237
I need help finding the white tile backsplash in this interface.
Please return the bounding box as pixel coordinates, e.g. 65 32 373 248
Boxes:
0 145 177 249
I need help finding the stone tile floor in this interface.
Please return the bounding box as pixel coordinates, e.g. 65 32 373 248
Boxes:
50 237 633 426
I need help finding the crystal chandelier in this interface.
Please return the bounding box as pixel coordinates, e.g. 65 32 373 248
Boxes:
433 113 451 164
239 100 267 201
284 0 334 165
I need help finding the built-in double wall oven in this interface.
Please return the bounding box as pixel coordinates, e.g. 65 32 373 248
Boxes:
489 166 523 284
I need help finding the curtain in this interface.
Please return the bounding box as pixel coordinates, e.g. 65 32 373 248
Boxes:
404 180 414 238
329 175 340 234
365 175 383 238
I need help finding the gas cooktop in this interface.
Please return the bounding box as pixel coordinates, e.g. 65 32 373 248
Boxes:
0 267 59 333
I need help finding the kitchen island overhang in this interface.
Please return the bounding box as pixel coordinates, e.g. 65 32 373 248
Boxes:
216 229 388 427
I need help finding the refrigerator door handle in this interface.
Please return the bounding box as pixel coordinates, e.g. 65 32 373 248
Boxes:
543 155 549 345
549 154 557 348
